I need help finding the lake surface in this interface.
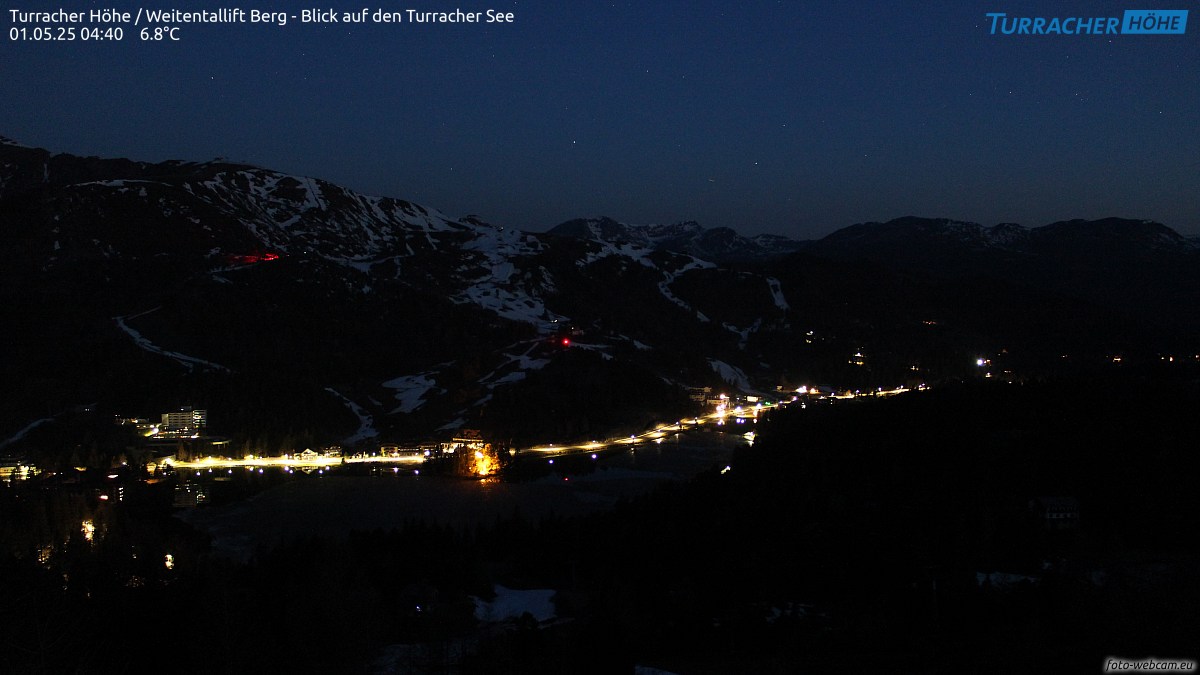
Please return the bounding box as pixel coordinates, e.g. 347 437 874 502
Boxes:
178 432 745 560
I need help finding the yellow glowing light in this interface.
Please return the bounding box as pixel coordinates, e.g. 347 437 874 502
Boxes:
471 446 497 476
81 520 95 543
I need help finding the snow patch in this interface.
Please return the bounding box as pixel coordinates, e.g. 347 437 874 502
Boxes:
617 335 653 351
69 179 152 188
567 342 614 360
766 277 789 311
455 226 565 330
114 308 231 373
708 358 753 392
491 371 530 386
341 259 373 273
722 318 762 350
976 571 1040 589
324 388 378 444
655 257 715 321
473 585 557 623
0 417 53 450
382 373 441 414
459 283 565 329
478 343 551 389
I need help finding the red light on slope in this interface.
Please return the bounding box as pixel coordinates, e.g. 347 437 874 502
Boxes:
227 252 280 265
561 338 570 346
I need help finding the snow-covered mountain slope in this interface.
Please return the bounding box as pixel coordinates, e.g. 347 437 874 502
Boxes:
4 139 1194 448
547 216 804 262
0 140 802 445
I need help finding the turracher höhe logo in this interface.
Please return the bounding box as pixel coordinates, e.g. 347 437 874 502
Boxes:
986 10 1188 34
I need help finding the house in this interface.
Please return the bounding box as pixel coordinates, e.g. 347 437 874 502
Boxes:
1030 496 1079 530
0 457 36 482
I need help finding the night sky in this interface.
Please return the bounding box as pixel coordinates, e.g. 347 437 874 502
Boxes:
4 1 1198 238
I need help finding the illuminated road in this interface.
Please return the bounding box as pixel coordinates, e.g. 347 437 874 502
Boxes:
521 386 921 458
163 385 923 471
165 454 425 471
521 401 774 457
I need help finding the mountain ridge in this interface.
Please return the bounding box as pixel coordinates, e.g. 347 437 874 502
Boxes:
548 213 1197 262
3 138 1195 456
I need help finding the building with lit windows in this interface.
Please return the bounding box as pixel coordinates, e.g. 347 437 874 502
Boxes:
161 407 207 433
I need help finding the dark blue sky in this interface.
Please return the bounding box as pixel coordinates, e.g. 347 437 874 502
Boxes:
4 1 1198 238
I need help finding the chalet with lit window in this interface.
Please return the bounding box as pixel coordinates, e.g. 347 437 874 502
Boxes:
1030 496 1079 530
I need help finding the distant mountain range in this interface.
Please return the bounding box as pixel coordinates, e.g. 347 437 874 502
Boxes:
548 213 1199 333
3 136 1196 452
547 217 807 262
802 216 1200 319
